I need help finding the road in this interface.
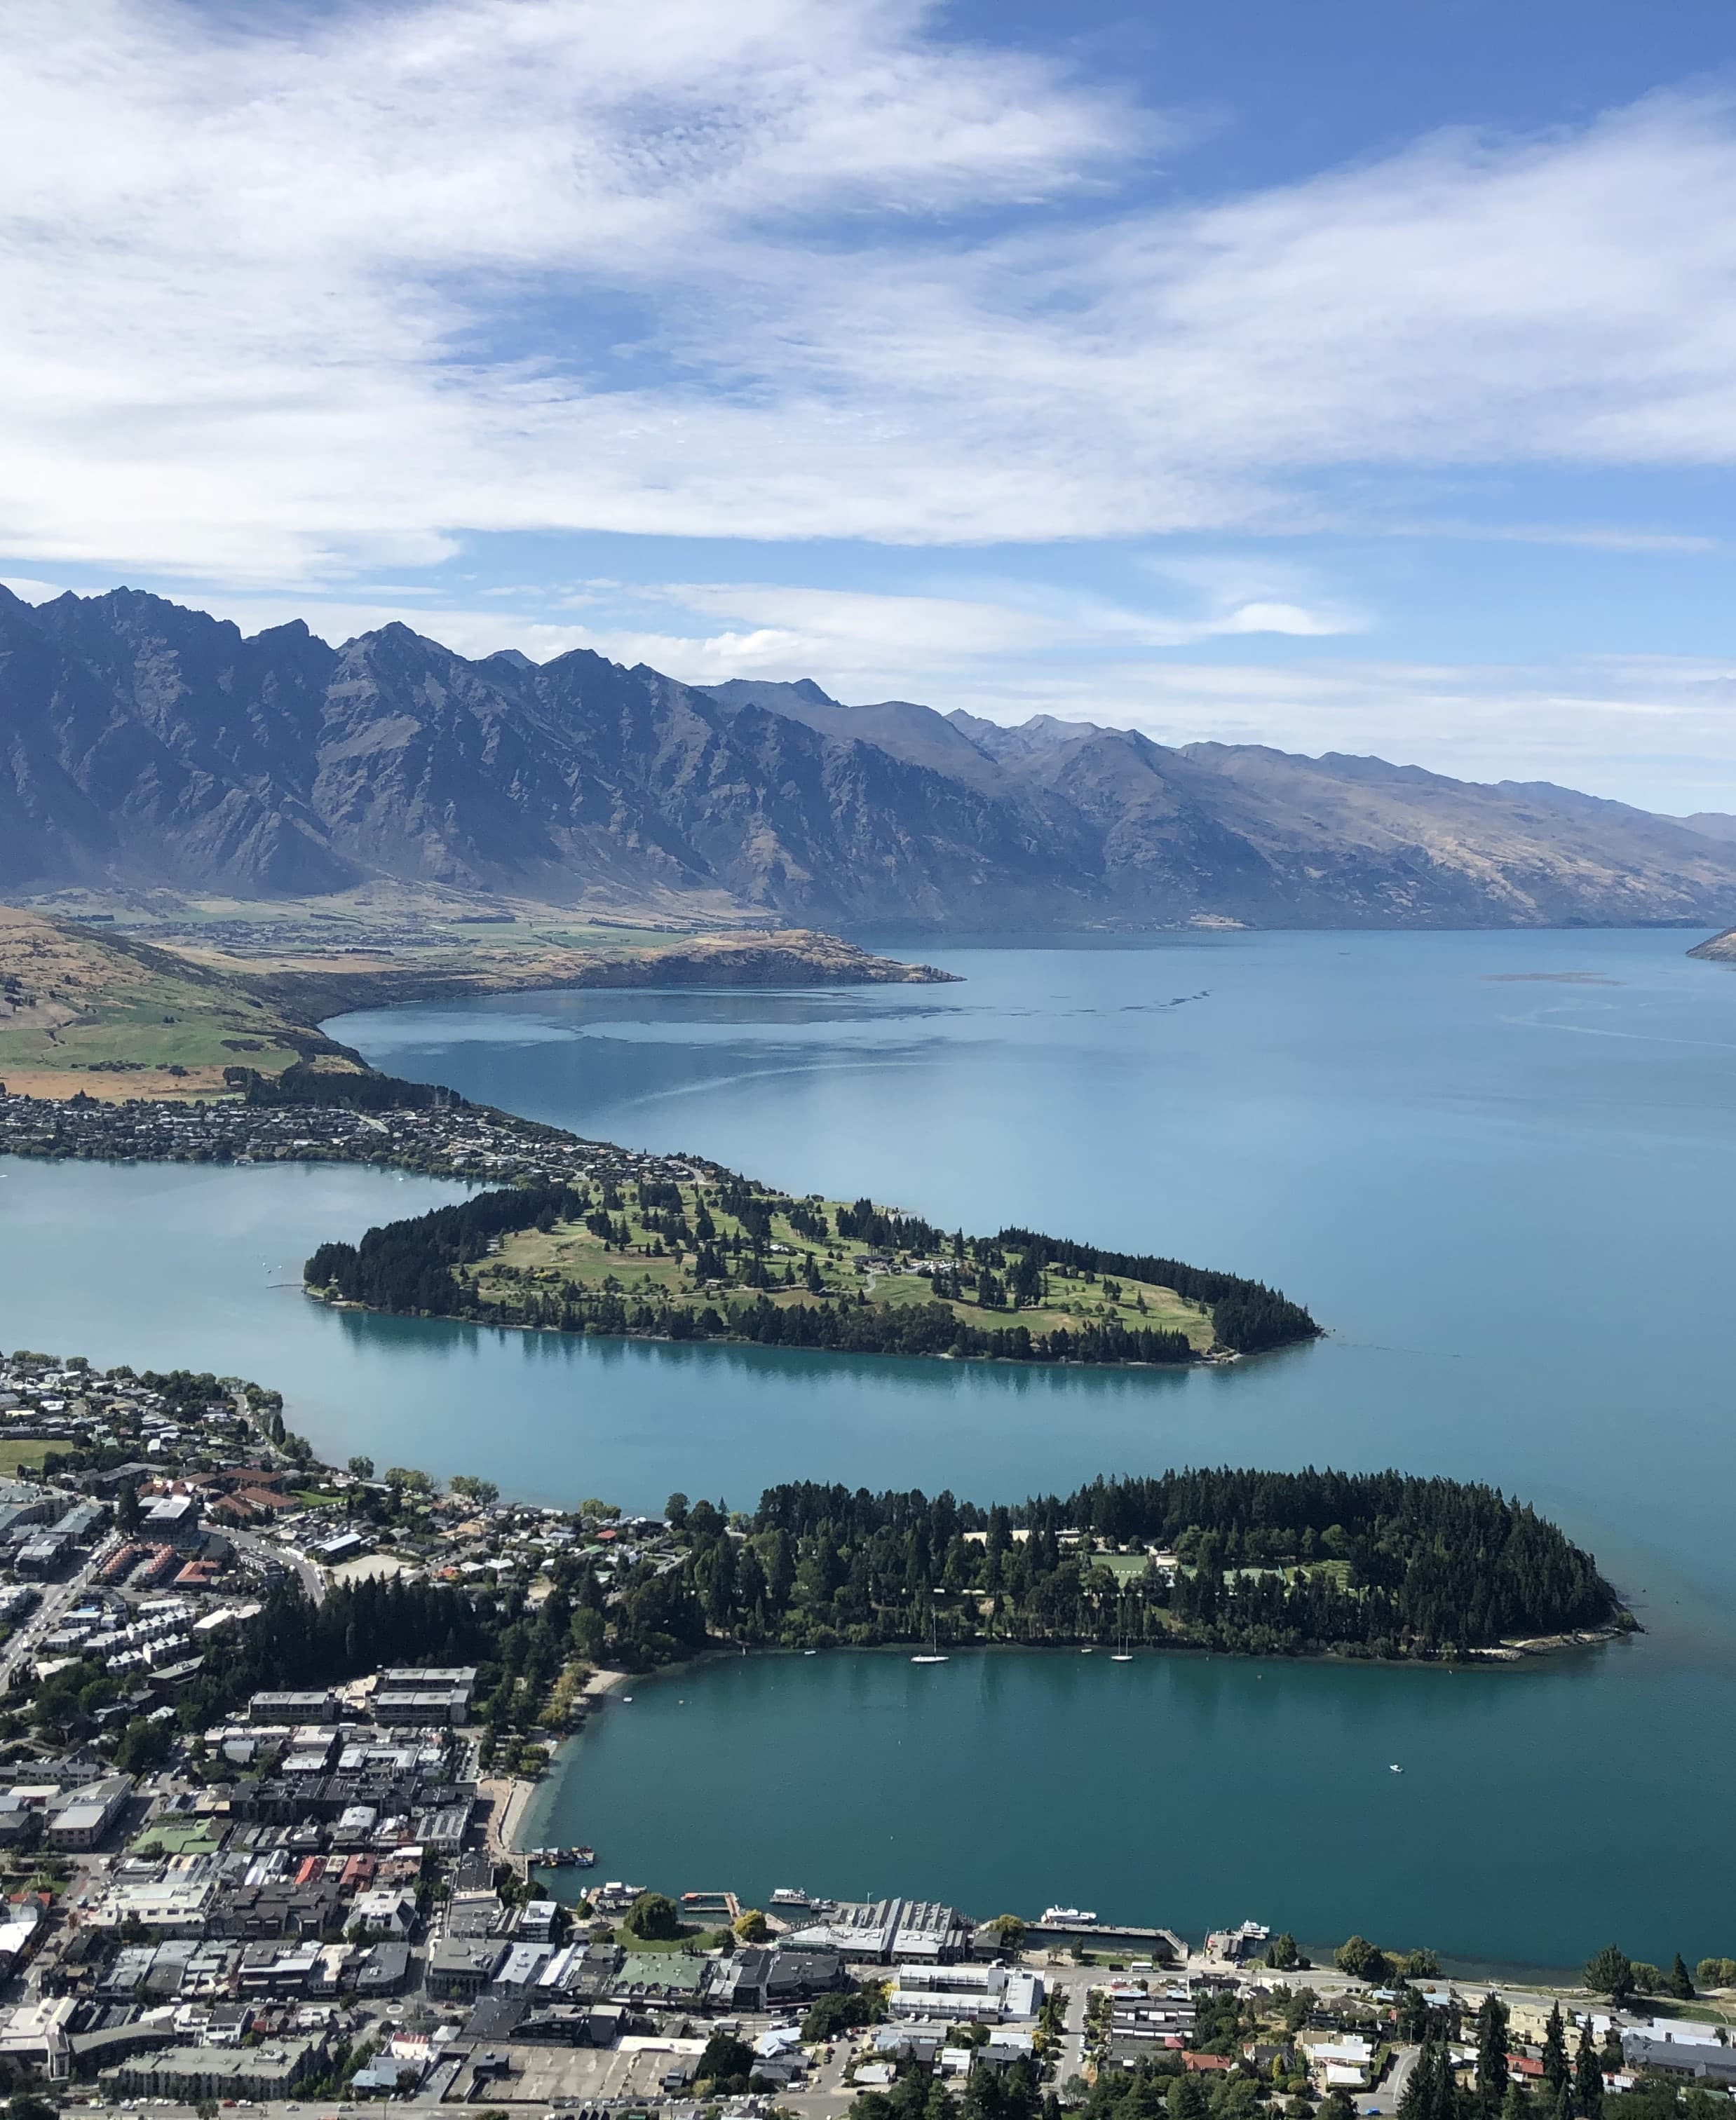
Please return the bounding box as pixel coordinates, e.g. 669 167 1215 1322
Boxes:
1055 1973 1090 2086
0 1531 120 1685
226 1524 326 1604
1370 2044 1422 2116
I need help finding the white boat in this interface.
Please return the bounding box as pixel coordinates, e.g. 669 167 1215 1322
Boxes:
911 1654 949 1664
1389 1763 1403 1773
1111 1653 1133 1662
771 1887 812 1906
1043 1906 1098 1924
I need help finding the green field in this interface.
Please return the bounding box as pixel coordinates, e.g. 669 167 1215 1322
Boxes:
475 1181 1217 1351
0 1439 55 1476
0 904 322 1096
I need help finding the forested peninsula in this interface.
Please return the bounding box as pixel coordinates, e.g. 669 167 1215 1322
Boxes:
304 1171 1320 1366
549 1469 1630 1665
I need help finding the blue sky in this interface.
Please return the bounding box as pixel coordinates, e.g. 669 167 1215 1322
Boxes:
6 0 1736 809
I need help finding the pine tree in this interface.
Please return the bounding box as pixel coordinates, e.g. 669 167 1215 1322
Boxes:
1583 1947 1634 2004
1397 2044 1434 2120
1542 2006 1570 2098
1477 1996 1511 2120
1667 1953 1695 2000
1573 2024 1603 2120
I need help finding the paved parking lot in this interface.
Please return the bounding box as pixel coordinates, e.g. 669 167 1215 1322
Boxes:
503 2040 700 2107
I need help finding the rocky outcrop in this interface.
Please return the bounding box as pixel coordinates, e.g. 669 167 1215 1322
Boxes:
6 585 1736 932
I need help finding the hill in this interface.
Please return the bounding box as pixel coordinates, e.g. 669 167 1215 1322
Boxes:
0 904 353 1099
6 585 1736 931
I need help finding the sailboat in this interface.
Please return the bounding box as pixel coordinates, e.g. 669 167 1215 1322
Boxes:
911 1613 948 1664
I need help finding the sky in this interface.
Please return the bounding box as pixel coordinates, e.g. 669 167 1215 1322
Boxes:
6 0 1736 810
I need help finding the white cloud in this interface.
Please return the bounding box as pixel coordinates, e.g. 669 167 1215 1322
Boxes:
2 5 1736 577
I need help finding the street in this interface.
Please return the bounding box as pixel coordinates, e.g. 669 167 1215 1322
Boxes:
0 1530 120 1685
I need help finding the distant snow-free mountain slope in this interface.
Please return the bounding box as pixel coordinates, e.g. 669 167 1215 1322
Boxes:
5 585 1736 932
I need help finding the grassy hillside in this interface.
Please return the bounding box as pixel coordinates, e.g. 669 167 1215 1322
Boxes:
0 906 351 1099
475 1181 1219 1352
306 1174 1320 1363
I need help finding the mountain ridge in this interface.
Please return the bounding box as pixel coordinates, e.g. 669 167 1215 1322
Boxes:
6 585 1736 933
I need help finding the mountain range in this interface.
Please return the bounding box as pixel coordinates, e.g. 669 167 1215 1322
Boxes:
5 584 1736 933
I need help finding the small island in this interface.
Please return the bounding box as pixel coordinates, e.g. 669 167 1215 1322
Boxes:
305 1174 1319 1364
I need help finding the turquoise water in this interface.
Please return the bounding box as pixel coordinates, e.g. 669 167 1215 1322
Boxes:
6 927 1736 1962
517 1638 1719 1973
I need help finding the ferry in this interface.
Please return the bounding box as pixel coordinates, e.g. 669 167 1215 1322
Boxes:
1043 1906 1098 1924
771 1887 815 1907
527 1844 597 1868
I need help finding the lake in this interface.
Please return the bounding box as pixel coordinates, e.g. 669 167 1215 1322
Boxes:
4 925 1735 1962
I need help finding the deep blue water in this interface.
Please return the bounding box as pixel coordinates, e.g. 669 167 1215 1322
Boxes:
6 927 1735 1963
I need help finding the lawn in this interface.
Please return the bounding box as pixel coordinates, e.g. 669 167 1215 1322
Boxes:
0 1439 54 1476
475 1180 1217 1352
0 904 313 1094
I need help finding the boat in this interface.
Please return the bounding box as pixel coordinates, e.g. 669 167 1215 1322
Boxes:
1043 1906 1098 1924
571 1845 596 1867
1110 1653 1133 1662
912 1616 947 1663
1389 1764 1404 1774
771 1887 813 1907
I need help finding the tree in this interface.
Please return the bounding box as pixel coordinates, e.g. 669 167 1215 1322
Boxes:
447 1475 500 1509
1335 1936 1389 1983
1542 2006 1569 2096
1168 2077 1210 2120
665 1493 689 1530
1573 2023 1603 2120
989 1914 1028 1952
1266 1932 1301 1971
1283 1990 1320 2036
801 1985 886 2041
623 1891 682 1941
347 1455 374 1481
733 1908 770 1944
1320 2096 1355 2120
116 1481 142 1537
1667 1955 1695 2000
114 1718 172 1774
383 1466 433 1495
697 2031 755 2091
1584 1946 1634 2003
1477 1995 1511 2120
581 1497 621 1521
1695 1959 1736 1990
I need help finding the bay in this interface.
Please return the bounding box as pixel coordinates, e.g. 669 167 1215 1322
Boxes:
5 925 1736 1964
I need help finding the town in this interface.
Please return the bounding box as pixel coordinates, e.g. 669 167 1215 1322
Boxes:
0 1348 1728 2120
0 1087 717 1195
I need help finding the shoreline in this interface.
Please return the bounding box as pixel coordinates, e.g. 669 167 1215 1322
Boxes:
301 1284 1254 1374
